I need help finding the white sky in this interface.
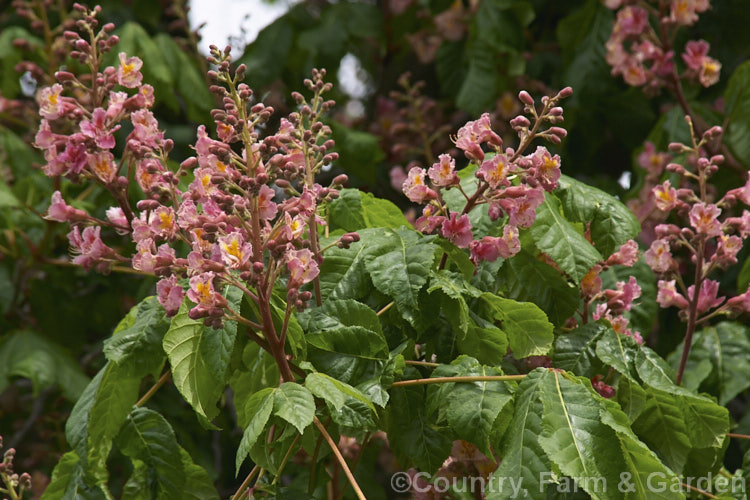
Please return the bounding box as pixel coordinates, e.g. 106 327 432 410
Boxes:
189 0 290 53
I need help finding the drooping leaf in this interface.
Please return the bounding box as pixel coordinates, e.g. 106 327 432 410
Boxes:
230 342 280 428
116 407 185 500
103 296 169 377
305 372 375 412
487 369 551 499
40 451 106 500
236 388 276 473
162 287 241 425
298 299 381 335
529 193 603 284
457 311 509 366
426 356 514 457
0 330 89 401
595 328 640 381
307 326 389 359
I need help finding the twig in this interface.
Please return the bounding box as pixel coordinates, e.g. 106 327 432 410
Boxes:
135 370 171 407
231 465 260 500
391 375 525 388
312 417 366 500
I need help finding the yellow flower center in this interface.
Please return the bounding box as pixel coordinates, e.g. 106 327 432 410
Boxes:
223 238 242 260
201 174 211 188
121 60 135 75
159 211 173 230
196 281 212 303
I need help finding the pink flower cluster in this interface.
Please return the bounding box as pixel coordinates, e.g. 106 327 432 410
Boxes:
605 1 719 90
644 121 750 321
34 9 355 327
578 240 644 344
403 88 572 266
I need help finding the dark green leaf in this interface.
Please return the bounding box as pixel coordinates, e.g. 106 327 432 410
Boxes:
553 321 610 377
299 299 381 335
328 189 406 232
724 60 750 167
236 388 275 472
529 193 602 284
480 294 554 358
329 128 385 185
274 382 315 434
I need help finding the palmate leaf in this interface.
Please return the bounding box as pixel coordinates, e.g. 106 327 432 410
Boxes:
426 356 514 457
298 299 381 335
317 229 377 301
529 193 602 284
162 286 242 425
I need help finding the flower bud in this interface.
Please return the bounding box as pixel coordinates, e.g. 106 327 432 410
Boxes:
557 87 573 98
332 174 348 186
136 199 160 211
518 90 534 106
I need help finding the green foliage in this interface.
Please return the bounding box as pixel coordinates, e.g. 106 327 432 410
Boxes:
327 189 406 232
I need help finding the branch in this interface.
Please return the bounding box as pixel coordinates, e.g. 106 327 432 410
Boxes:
135 370 171 407
391 375 526 388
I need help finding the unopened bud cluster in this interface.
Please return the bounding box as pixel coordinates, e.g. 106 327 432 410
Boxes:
0 436 32 498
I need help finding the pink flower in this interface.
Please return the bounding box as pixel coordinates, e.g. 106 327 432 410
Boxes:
652 180 679 211
687 279 724 314
477 154 511 189
454 118 487 161
402 167 437 203
714 234 742 268
257 185 278 220
117 52 143 88
645 238 675 273
105 207 129 234
59 142 88 176
287 249 319 288
604 276 642 314
440 212 473 248
622 59 648 87
130 109 163 149
616 6 649 36
218 232 252 269
37 84 64 119
698 57 721 87
189 168 218 200
471 113 503 147
87 151 118 184
657 280 689 309
389 166 407 192
529 146 561 191
149 206 177 240
188 272 220 307
216 120 235 143
606 239 639 267
428 154 459 187
157 276 185 317
44 191 88 222
497 224 521 258
469 237 500 265
496 187 544 228
34 120 59 149
80 108 118 149
726 286 750 315
689 202 722 237
106 91 128 119
135 158 166 194
67 226 115 271
682 40 710 70
670 0 709 26
415 205 445 234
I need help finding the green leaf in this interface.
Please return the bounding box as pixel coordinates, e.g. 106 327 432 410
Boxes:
329 127 385 185
724 60 750 166
427 356 514 457
487 369 551 499
328 189 406 232
529 193 603 284
428 270 481 335
179 448 220 500
617 377 647 423
317 228 378 301
668 322 750 405
738 256 750 292
386 383 452 473
457 311 509 366
230 343 280 428
307 326 389 359
437 239 476 281
40 451 106 500
236 388 275 472
103 296 169 377
299 299 381 335
596 328 640 381
553 322 610 377
480 294 554 358
162 288 240 425
116 407 185 500
274 382 315 434
555 174 640 257
456 41 499 115
365 228 437 324
0 330 89 401
497 248 579 325
305 372 375 412
475 0 534 53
